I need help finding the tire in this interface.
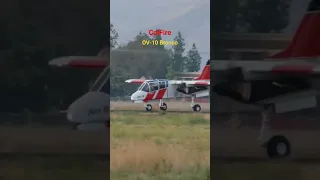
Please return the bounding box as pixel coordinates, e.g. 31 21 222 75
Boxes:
192 104 201 112
266 135 290 159
160 103 167 111
145 104 152 111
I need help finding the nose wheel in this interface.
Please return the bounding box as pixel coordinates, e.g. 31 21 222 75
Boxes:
145 104 152 111
192 104 201 112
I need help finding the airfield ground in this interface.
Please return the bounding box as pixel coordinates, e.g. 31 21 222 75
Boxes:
110 100 210 112
2 101 320 179
110 111 210 180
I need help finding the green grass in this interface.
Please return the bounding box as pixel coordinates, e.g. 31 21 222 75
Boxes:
110 111 210 180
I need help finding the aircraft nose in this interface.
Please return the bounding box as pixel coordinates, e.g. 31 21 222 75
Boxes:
131 92 136 101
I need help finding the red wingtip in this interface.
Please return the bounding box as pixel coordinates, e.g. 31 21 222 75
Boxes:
270 0 320 59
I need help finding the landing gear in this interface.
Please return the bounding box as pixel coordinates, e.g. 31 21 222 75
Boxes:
145 104 152 111
193 104 201 112
191 95 201 112
266 135 291 158
258 104 291 159
159 99 167 111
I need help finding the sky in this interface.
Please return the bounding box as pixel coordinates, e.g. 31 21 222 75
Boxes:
110 0 210 70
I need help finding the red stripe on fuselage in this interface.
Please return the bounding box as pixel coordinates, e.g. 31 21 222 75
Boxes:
143 92 155 102
155 89 167 99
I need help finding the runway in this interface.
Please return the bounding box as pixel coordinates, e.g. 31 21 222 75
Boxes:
110 109 210 113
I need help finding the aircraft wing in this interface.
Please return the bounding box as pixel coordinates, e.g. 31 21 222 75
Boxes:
211 60 320 75
171 80 210 86
125 79 146 84
49 56 108 68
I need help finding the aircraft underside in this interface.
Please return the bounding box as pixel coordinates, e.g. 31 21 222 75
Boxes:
176 84 209 95
213 77 311 104
213 77 320 159
71 121 109 131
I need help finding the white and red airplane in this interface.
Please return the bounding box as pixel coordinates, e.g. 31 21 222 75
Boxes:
49 48 110 131
212 0 320 159
125 60 210 112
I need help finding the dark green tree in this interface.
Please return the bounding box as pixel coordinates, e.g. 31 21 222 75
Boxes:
240 0 291 33
171 31 186 72
185 43 201 72
110 23 118 48
110 32 170 96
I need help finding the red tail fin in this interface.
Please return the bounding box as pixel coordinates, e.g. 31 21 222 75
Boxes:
270 0 320 59
195 60 210 80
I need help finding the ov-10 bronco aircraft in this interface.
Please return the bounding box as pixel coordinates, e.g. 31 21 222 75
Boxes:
49 48 110 131
125 60 210 112
211 0 320 159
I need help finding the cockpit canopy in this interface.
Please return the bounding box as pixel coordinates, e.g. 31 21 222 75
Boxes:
138 80 169 92
90 67 110 94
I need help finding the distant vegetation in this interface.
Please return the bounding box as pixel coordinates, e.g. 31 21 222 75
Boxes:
110 25 202 97
0 0 108 112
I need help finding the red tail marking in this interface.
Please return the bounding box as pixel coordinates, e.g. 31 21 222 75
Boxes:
155 89 167 99
270 13 320 59
195 65 210 80
271 65 314 74
143 92 155 102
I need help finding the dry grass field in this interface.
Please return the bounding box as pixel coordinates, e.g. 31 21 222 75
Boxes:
110 100 210 112
211 122 320 180
110 111 210 180
0 126 109 179
0 126 109 153
0 156 108 180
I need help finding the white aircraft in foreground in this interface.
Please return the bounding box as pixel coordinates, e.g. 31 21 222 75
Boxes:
49 48 110 131
125 60 210 112
212 0 320 159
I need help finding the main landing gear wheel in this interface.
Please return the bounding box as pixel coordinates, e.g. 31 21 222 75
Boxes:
160 103 167 111
145 104 152 111
192 104 201 112
266 135 290 159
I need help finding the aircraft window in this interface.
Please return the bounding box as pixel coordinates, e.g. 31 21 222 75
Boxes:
159 82 165 89
141 83 150 92
91 68 109 91
99 77 110 94
149 82 158 91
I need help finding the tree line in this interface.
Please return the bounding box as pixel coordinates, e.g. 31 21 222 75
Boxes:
110 26 203 97
0 0 290 113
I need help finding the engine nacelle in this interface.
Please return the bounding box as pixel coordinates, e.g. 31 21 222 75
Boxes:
176 83 208 94
213 78 311 104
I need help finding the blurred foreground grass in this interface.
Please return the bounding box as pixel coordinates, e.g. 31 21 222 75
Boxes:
110 111 210 180
0 156 108 180
211 163 320 180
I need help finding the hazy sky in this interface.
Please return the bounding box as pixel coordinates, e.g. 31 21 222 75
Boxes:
110 0 210 69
